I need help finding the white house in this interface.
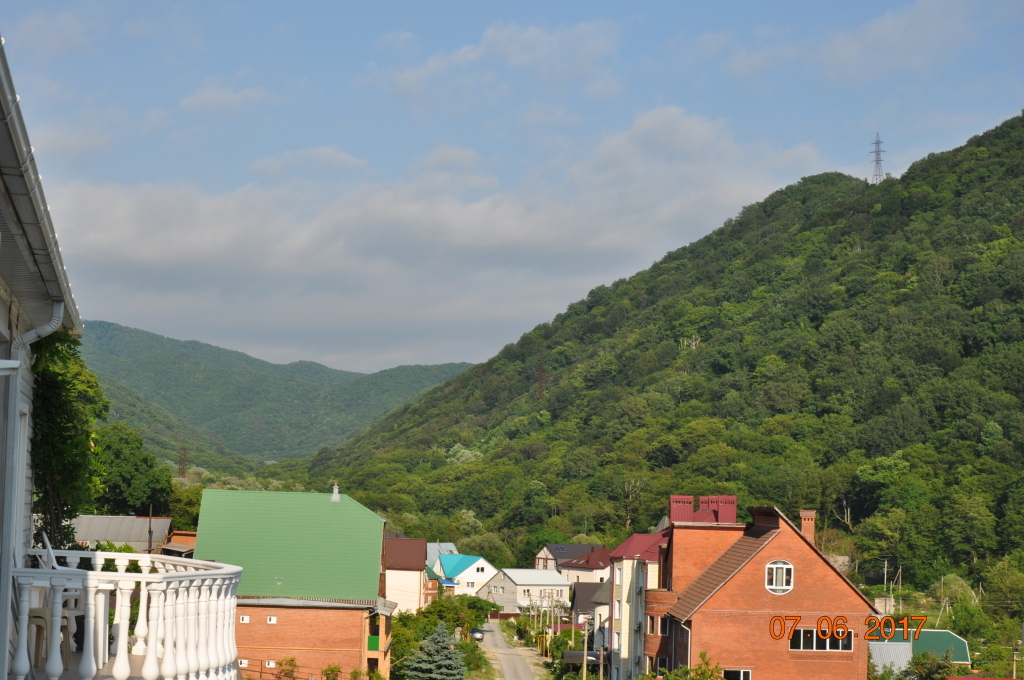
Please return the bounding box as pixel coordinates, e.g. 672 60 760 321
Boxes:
385 537 430 613
436 553 497 596
0 38 243 680
480 569 571 614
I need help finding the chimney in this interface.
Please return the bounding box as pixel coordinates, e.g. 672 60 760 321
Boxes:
331 484 341 502
670 495 694 522
716 496 737 523
799 510 816 543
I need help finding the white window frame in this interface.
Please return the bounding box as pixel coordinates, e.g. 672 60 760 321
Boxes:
723 671 751 680
266 661 276 668
239 660 249 668
765 560 793 595
239 615 250 623
267 616 278 624
659 616 669 636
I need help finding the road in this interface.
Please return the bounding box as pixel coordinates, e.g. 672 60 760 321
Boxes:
481 622 539 680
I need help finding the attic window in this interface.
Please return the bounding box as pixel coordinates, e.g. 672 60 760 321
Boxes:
556 547 566 552
765 560 793 595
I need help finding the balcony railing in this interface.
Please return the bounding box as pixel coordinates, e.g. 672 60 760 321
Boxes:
10 547 242 680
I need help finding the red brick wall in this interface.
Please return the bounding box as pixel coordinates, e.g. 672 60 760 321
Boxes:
235 605 390 679
689 523 873 680
667 525 745 593
644 590 678 658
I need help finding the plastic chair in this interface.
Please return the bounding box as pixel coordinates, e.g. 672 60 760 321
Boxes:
28 610 70 669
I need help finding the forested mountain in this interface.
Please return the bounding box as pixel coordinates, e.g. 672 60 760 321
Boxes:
82 322 473 462
266 113 1024 588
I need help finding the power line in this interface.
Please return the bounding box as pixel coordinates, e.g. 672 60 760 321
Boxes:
870 133 885 184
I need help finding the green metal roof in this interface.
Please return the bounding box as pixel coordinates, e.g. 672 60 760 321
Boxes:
194 489 384 600
876 628 971 664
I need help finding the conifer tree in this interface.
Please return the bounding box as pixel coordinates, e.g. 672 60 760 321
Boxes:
402 622 466 680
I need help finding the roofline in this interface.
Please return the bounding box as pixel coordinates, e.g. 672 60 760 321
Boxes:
753 506 879 615
0 38 81 332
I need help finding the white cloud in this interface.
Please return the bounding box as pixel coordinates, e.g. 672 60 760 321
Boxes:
13 11 90 59
33 125 113 159
379 30 417 50
179 84 275 113
384 20 621 103
54 107 822 371
251 147 367 177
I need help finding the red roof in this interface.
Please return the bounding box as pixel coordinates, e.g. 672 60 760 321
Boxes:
560 547 613 569
609 529 669 562
385 537 427 571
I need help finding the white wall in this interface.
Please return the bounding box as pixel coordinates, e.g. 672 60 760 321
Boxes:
454 558 498 597
386 570 424 613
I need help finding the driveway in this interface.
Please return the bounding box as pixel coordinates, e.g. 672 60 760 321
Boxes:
481 622 541 680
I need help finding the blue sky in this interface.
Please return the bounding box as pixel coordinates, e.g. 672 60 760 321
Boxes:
3 1 1022 371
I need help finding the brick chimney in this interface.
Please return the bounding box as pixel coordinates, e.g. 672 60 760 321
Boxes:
799 510 816 543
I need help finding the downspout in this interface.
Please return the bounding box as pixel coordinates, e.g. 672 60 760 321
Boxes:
0 301 65 680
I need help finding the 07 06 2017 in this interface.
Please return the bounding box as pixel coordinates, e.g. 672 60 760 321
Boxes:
768 615 929 640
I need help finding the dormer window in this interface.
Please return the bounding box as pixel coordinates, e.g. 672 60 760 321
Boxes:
766 560 793 594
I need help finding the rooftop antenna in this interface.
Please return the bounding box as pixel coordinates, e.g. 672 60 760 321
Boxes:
870 133 885 184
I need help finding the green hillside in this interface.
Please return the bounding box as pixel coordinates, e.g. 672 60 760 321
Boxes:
274 112 1024 589
81 322 474 461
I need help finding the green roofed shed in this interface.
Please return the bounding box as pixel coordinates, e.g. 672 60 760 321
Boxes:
194 489 384 601
912 630 971 664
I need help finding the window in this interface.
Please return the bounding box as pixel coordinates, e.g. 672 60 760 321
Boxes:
558 590 563 597
617 567 623 581
500 587 505 594
267 616 277 624
789 628 853 652
646 657 655 673
600 577 605 583
467 582 475 588
239 615 250 624
656 657 668 672
477 566 485 573
524 589 531 596
723 672 751 680
765 560 793 594
266 661 277 668
614 632 621 649
556 546 567 552
576 576 580 582
647 615 656 635
239 660 249 668
616 599 622 619
659 617 669 636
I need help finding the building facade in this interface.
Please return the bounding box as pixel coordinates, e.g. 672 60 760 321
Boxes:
436 554 497 597
534 544 604 570
480 569 571 614
385 537 429 613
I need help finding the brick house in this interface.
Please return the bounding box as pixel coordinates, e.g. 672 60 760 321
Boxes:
612 495 877 680
195 487 396 679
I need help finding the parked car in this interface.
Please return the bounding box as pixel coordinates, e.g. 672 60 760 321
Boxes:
470 628 485 641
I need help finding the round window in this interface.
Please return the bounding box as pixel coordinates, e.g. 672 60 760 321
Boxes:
765 560 793 594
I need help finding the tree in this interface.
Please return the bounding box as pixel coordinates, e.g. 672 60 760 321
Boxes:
903 651 956 680
170 483 204 530
401 622 465 680
94 422 173 515
30 332 109 547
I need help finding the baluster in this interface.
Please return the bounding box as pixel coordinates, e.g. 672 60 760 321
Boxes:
156 563 167 657
112 580 134 680
213 580 226 680
134 556 152 655
161 581 178 680
11 576 34 680
175 579 189 680
96 587 108 667
197 579 211 680
187 580 200 680
142 583 164 680
227 578 239 670
80 579 98 680
46 577 67 680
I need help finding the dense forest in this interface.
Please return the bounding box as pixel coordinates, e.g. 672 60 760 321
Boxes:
82 321 472 462
248 113 1024 593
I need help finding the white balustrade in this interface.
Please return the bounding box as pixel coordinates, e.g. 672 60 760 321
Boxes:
11 549 241 680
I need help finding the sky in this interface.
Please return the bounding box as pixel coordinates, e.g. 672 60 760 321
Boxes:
2 1 1022 372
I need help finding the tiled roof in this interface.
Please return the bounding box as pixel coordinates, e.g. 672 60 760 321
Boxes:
608 530 668 561
386 537 427 571
560 547 613 569
194 489 384 601
667 525 778 622
544 544 605 562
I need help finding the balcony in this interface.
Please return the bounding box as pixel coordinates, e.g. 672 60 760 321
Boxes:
10 547 242 680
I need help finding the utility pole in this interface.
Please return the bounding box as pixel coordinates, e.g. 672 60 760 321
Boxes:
870 133 885 184
582 613 589 680
147 503 153 553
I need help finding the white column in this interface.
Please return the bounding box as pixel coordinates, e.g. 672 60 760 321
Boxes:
142 583 164 680
79 580 98 680
112 580 134 680
96 587 109 667
212 581 226 680
156 563 167 657
197 579 211 680
134 556 152 655
175 579 189 680
11 576 33 680
186 579 200 680
226 578 238 670
45 577 67 680
160 582 178 680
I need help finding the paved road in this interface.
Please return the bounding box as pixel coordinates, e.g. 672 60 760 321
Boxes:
482 622 537 680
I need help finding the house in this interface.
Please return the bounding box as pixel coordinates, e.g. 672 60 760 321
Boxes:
194 487 395 679
558 546 613 584
480 569 571 614
869 629 971 675
571 582 610 627
70 515 174 553
534 543 604 569
385 537 429 613
608 529 669 680
436 554 497 596
612 494 877 680
426 542 458 571
0 38 243 680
